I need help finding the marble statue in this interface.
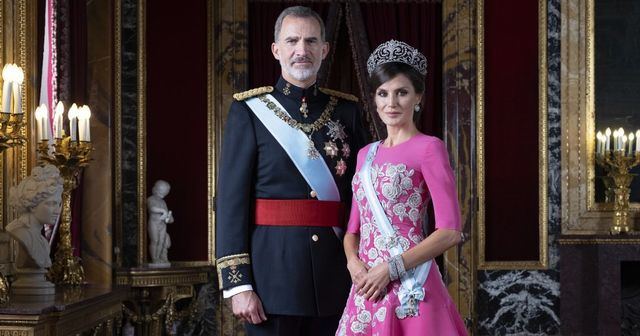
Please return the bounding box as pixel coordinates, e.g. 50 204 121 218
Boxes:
147 180 173 267
6 164 63 295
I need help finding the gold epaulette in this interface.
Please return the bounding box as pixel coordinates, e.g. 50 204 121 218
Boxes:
318 88 359 102
233 86 274 101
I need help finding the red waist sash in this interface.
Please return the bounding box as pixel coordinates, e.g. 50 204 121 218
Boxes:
254 199 344 227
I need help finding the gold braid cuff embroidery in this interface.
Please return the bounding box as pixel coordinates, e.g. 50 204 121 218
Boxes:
216 253 251 288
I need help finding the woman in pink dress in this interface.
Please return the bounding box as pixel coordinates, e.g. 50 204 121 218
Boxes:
336 40 467 336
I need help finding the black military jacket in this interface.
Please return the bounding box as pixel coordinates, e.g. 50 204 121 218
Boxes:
216 77 367 316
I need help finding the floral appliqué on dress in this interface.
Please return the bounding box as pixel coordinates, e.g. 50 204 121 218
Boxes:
337 163 427 335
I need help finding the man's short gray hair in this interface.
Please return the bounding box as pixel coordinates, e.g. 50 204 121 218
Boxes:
273 6 325 42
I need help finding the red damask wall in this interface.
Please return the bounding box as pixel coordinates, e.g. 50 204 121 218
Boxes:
146 1 208 261
484 0 540 261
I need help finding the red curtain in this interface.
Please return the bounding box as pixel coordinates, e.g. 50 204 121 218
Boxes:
359 2 442 138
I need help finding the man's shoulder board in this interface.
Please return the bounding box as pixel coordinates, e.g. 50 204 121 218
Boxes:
318 88 359 103
233 86 274 101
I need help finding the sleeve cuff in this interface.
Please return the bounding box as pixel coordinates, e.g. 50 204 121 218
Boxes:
216 253 253 290
223 284 254 298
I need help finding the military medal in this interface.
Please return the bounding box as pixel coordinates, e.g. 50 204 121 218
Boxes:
283 82 291 95
335 159 347 176
341 143 351 158
300 97 309 118
258 95 337 161
307 140 321 159
324 141 339 157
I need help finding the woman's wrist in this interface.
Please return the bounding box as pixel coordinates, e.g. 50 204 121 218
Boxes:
388 254 406 281
346 251 360 263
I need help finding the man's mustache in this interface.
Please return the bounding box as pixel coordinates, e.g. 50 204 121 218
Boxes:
291 56 312 64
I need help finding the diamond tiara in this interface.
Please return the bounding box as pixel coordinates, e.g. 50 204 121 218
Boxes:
366 40 427 76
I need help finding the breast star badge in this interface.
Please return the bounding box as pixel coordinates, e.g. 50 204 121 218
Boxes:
335 159 347 176
341 143 351 158
324 141 339 157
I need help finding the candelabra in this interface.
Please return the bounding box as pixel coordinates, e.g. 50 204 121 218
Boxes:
595 149 640 234
0 112 26 152
37 137 93 285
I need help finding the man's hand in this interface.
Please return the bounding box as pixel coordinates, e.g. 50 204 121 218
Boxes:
231 290 267 324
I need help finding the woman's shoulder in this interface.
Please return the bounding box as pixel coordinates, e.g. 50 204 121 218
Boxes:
356 141 376 157
414 133 444 145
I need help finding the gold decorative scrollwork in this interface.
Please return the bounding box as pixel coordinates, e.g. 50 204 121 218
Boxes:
122 291 198 335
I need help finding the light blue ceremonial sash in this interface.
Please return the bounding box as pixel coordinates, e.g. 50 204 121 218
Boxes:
245 94 340 202
361 141 432 319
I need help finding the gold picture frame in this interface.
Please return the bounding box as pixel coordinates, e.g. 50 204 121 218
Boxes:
560 0 640 234
477 0 548 269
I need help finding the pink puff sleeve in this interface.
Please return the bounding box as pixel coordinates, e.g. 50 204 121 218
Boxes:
420 138 461 231
346 145 370 234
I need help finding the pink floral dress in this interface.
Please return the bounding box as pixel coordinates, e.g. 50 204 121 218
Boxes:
336 134 467 336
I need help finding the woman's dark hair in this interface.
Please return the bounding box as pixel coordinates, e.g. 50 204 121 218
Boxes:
369 62 425 94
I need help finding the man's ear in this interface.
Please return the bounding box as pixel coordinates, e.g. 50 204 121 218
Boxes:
321 42 329 60
271 42 280 60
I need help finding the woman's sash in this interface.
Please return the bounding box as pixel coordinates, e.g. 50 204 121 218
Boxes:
245 94 340 202
361 141 432 319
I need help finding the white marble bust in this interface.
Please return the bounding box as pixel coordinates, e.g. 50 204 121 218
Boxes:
6 164 62 295
147 180 174 267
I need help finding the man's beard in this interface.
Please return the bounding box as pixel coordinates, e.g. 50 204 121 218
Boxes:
280 56 321 82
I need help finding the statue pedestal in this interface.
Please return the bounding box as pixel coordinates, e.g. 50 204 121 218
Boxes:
147 262 171 268
11 268 55 296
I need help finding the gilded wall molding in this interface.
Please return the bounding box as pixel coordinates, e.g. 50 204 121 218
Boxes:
137 0 147 265
441 0 476 331
211 2 249 334
114 0 123 268
560 0 632 234
207 0 215 264
0 0 37 274
477 0 548 270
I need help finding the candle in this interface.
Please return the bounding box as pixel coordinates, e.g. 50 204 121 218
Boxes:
622 134 628 153
606 128 612 152
84 105 91 142
78 105 91 141
619 128 625 150
597 132 603 155
68 103 78 141
11 66 23 114
1 65 12 112
636 130 640 153
53 102 64 138
613 130 619 151
629 132 635 156
34 105 46 141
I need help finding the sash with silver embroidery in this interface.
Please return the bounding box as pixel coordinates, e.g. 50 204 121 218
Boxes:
361 141 432 319
245 94 340 202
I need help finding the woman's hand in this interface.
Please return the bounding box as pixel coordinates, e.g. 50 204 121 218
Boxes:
358 262 390 302
347 257 369 288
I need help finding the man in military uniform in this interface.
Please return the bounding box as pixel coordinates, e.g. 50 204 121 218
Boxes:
216 5 367 336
